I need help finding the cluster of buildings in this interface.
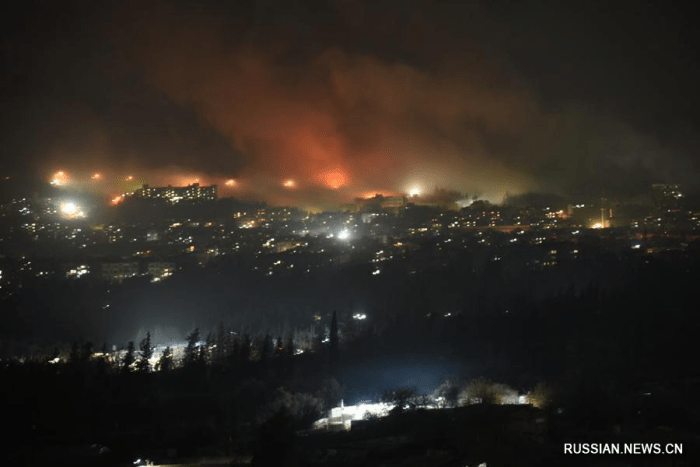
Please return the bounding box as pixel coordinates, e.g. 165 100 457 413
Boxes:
134 183 217 203
0 182 698 297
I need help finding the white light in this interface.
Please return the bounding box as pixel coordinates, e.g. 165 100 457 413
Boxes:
353 313 367 320
338 229 350 240
61 202 77 215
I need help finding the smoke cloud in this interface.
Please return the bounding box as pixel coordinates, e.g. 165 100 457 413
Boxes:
5 0 697 204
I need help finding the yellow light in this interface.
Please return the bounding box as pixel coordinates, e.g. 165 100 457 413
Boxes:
283 179 296 188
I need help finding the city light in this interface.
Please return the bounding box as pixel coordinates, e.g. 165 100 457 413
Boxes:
225 179 237 187
337 228 350 240
283 179 296 188
409 188 421 197
91 173 102 180
125 175 134 181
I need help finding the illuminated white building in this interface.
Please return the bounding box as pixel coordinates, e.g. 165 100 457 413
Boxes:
135 183 217 203
313 401 395 431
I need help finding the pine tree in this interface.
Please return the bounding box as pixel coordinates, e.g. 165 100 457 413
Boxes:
285 334 295 357
184 328 200 369
156 346 173 373
204 331 215 365
215 322 226 367
122 341 136 372
136 332 152 372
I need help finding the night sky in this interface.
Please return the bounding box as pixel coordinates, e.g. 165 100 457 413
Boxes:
2 0 699 205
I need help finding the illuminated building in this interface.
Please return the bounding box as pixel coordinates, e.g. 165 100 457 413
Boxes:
147 262 175 282
135 183 217 202
652 183 683 213
101 262 139 283
354 194 407 212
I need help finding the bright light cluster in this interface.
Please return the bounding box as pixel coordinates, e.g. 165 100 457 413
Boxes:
66 265 89 278
60 201 86 218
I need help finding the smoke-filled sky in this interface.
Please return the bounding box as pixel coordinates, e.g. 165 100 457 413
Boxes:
2 0 699 205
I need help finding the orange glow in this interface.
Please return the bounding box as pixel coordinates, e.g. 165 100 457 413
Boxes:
125 175 134 181
175 175 204 186
50 170 69 186
91 173 102 180
111 194 124 205
283 179 296 188
357 190 398 199
317 169 349 189
225 179 237 187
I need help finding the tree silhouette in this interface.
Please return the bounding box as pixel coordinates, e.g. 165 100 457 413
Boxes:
136 332 152 372
183 328 200 369
383 387 418 413
274 335 284 356
122 341 136 372
214 322 226 367
69 341 80 364
261 333 273 360
80 341 94 362
204 331 215 364
284 335 295 358
433 377 461 408
156 346 173 373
